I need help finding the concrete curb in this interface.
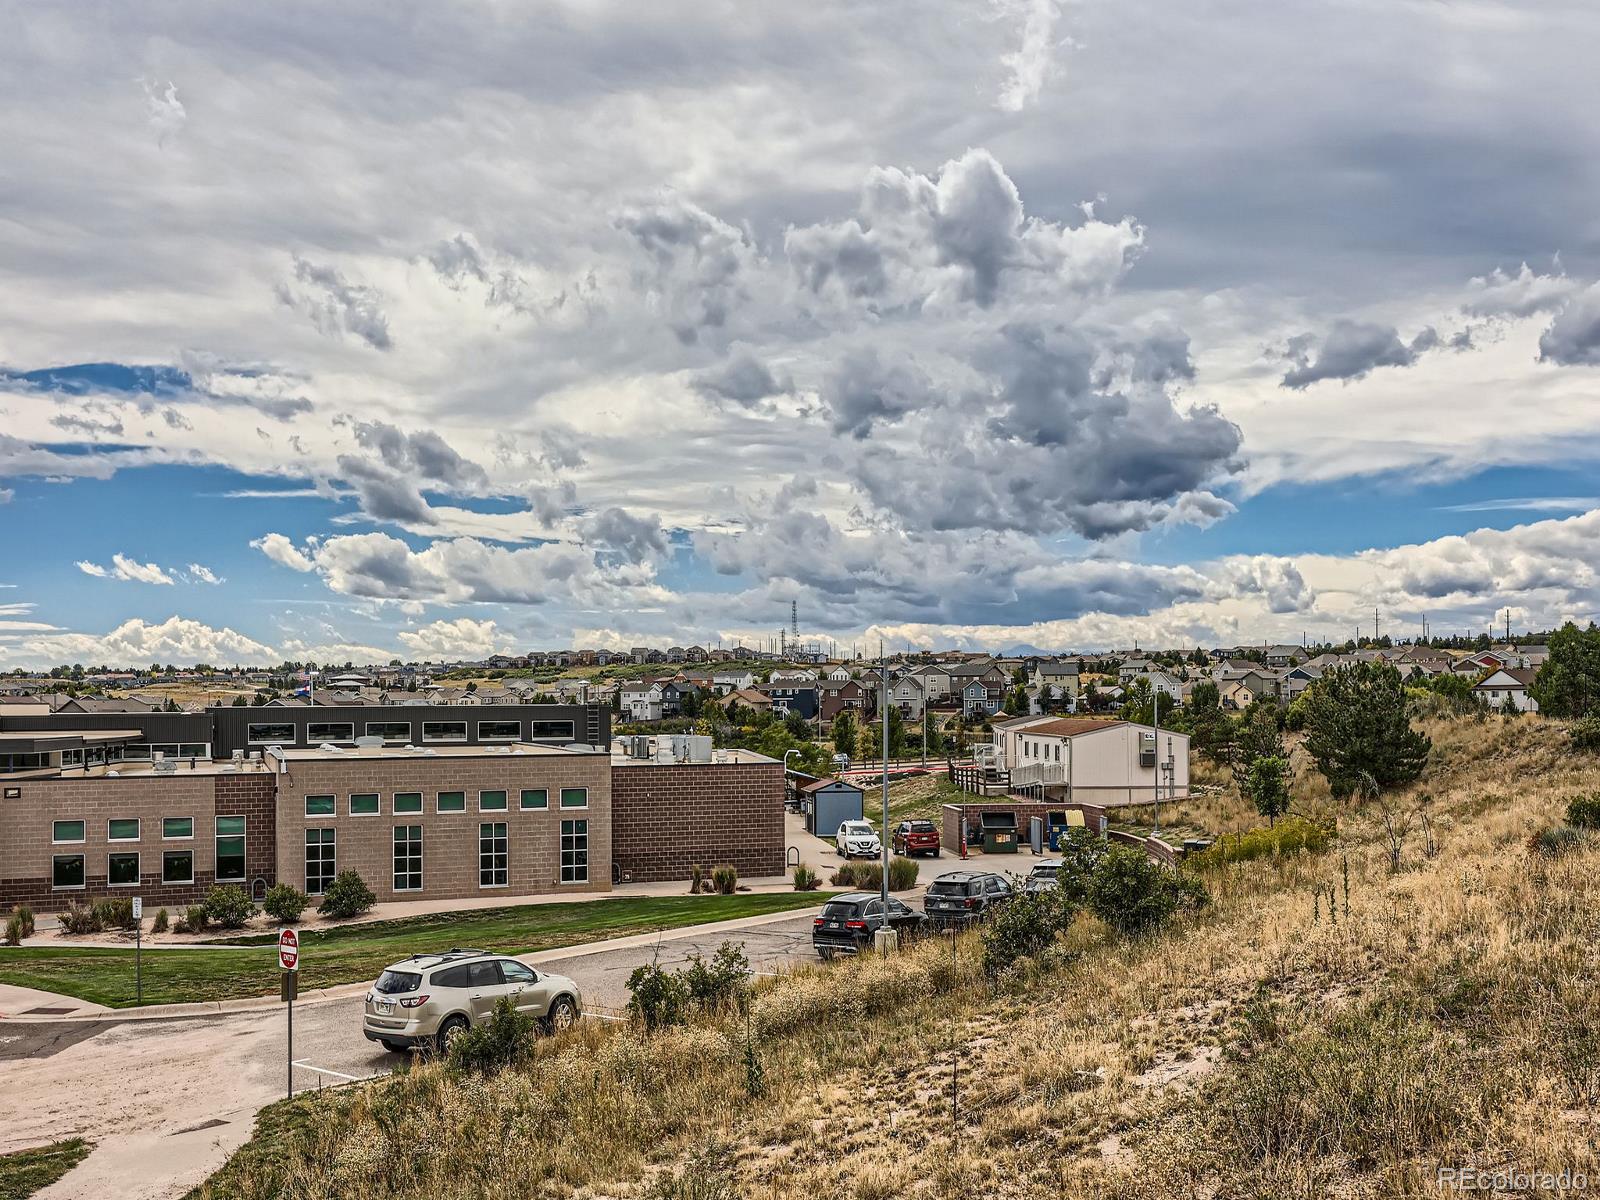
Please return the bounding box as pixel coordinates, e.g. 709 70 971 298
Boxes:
0 903 830 1025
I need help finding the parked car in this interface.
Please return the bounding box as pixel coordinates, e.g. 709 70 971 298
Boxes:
892 818 942 857
832 753 851 772
363 948 582 1053
1024 859 1063 893
835 819 882 858
922 870 1014 923
812 892 928 958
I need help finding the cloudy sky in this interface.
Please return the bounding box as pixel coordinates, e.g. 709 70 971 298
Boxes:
3 0 1600 667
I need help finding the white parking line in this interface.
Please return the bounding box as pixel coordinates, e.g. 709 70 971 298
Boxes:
291 1060 366 1082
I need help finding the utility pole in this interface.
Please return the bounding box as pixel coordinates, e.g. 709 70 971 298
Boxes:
877 639 892 942
1152 685 1161 834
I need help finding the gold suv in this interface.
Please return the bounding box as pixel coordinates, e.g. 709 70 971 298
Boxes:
362 948 582 1052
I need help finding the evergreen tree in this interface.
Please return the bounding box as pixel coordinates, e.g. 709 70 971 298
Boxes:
1243 754 1291 826
1302 661 1431 799
1230 705 1283 787
1530 622 1600 718
1188 680 1234 764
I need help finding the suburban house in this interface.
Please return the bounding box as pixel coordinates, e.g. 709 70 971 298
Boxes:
826 666 853 683
763 682 820 720
1263 645 1305 668
947 661 1007 714
1117 660 1151 684
1030 661 1081 700
888 675 925 720
1282 665 1323 704
819 680 871 725
620 681 665 722
711 670 757 695
1474 667 1539 712
996 717 1192 806
1142 670 1183 705
720 688 774 716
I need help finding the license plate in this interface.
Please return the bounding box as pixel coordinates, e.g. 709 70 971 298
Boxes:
827 920 842 928
376 1001 393 1014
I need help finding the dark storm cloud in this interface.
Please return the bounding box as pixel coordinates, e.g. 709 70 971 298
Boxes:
694 351 791 406
820 349 937 439
1538 285 1600 366
351 421 489 489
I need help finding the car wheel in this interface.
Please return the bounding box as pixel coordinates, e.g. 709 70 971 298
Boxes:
545 995 579 1034
380 1039 410 1054
436 1015 469 1054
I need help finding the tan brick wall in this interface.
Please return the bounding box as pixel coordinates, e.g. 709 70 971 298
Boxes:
611 761 784 882
0 772 271 911
272 752 612 902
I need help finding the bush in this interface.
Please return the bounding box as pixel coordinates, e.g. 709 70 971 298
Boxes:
1570 716 1600 752
828 857 919 891
262 883 309 924
317 870 376 919
3 914 21 946
92 897 137 931
628 961 690 1030
1528 825 1583 859
689 864 703 895
710 864 738 895
981 888 1072 982
1087 846 1183 936
1190 817 1335 868
888 856 919 891
58 902 102 935
1056 828 1109 905
682 942 749 1012
150 907 169 934
174 904 210 934
204 885 255 930
792 864 820 891
448 997 536 1075
1565 793 1600 829
10 903 35 940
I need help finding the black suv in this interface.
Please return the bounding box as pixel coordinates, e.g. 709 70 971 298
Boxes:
812 892 928 958
922 870 1014 923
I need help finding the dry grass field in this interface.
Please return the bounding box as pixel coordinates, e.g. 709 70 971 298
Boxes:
195 712 1600 1200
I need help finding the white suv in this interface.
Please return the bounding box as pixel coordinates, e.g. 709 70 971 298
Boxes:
363 948 582 1052
835 820 882 859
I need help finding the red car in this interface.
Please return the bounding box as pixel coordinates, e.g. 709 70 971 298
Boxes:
892 819 941 857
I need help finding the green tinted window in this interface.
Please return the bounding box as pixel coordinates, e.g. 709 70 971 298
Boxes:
394 792 423 813
215 816 246 837
520 789 547 810
560 788 588 809
479 790 508 811
162 817 193 839
437 791 466 812
52 820 86 843
304 796 335 817
350 793 380 815
108 818 140 841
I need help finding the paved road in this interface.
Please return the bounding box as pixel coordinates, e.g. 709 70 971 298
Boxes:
0 910 829 1200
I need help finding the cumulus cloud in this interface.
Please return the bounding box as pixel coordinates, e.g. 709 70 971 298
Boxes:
1464 263 1578 318
1279 320 1441 389
186 563 221 584
615 198 756 343
1537 283 1600 366
396 617 506 659
578 507 669 564
76 554 175 585
994 0 1063 112
821 349 936 438
250 533 316 572
140 78 186 145
276 256 393 350
694 351 791 406
15 616 275 668
350 421 489 490
786 149 1142 312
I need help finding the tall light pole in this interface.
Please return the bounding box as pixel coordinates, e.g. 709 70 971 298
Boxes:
880 639 890 914
1152 682 1161 834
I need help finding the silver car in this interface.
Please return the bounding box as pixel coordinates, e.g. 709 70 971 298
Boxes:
362 948 582 1052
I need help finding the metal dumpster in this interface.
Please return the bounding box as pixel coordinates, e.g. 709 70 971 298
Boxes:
979 811 1018 853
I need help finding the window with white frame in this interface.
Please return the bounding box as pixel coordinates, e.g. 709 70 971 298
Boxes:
393 825 422 891
479 822 508 887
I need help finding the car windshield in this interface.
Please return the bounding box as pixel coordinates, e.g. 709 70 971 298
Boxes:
374 969 421 995
1030 864 1059 878
845 824 872 836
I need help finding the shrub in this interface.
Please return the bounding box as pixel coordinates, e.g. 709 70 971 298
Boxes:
10 903 35 940
1056 828 1109 905
682 942 749 1012
710 864 738 895
92 897 137 931
317 870 376 919
1570 717 1600 752
174 904 210 934
981 888 1071 982
150 907 169 934
628 961 690 1030
1566 793 1600 829
689 864 704 895
1190 817 1335 868
792 864 820 891
1087 846 1182 936
3 915 20 946
1528 825 1583 859
202 885 255 929
448 997 536 1075
58 903 102 935
828 857 918 891
888 856 919 891
262 883 309 924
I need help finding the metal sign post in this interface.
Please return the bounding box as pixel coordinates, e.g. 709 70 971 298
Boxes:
132 897 143 1006
279 928 300 1098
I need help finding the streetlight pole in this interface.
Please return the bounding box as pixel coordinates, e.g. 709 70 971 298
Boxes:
880 639 890 914
1152 683 1161 834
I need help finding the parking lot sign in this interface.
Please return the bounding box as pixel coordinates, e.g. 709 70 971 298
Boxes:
132 897 142 922
278 928 300 972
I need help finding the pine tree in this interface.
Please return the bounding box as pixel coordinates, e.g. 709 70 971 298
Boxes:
1302 661 1430 800
1530 622 1600 718
1230 705 1283 787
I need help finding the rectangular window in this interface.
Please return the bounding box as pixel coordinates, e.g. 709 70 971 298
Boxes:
247 722 296 745
520 788 548 810
479 790 508 812
52 820 86 843
162 817 193 840
307 722 354 744
559 787 588 810
108 818 140 841
393 826 422 892
305 795 335 817
477 720 520 741
349 793 380 816
216 816 246 883
108 852 140 886
179 743 209 759
305 829 336 895
394 792 423 814
437 791 465 813
366 721 411 743
479 822 508 887
122 744 153 761
422 721 467 742
527 720 577 740
162 850 194 884
560 819 588 884
52 854 85 890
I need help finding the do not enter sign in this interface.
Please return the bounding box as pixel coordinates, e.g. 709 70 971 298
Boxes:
278 928 300 972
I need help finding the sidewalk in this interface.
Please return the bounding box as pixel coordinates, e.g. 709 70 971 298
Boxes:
0 903 825 1024
23 874 800 947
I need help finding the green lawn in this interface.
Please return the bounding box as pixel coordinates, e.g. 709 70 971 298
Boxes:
0 892 831 1009
0 1139 91 1200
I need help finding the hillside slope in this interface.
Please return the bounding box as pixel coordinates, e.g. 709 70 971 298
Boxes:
196 714 1600 1199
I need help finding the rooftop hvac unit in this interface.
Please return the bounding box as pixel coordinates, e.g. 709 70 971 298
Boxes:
629 735 652 759
153 759 177 775
355 736 384 748
1139 731 1157 768
231 749 245 764
686 735 713 763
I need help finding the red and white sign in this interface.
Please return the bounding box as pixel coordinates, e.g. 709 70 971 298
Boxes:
278 928 300 972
